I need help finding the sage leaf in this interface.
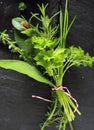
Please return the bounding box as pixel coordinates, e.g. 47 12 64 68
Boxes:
0 60 54 86
12 17 28 31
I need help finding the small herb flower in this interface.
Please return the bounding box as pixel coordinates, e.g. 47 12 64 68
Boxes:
20 21 29 29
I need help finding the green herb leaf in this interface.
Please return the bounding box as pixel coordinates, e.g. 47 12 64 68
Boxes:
18 2 27 11
21 28 33 36
67 46 94 67
12 17 28 31
0 60 54 86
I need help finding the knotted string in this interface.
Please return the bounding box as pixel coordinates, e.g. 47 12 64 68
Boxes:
32 86 78 113
52 86 78 113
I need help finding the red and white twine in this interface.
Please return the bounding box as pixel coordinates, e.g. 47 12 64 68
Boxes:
32 86 78 113
52 86 78 113
32 95 51 102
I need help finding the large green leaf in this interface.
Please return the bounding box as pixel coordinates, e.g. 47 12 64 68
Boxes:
0 60 54 86
14 29 26 48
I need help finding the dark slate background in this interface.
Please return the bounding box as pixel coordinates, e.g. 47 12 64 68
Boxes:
0 0 94 130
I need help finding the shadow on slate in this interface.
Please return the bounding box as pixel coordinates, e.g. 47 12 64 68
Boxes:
0 0 94 130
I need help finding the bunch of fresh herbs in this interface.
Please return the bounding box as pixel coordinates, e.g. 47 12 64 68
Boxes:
0 0 94 130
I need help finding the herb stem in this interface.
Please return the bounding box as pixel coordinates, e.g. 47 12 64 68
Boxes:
40 98 57 130
68 121 74 130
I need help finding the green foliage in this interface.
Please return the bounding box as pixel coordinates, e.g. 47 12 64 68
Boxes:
13 29 35 63
66 46 94 67
34 48 66 77
59 0 76 47
0 0 94 130
12 17 29 31
21 28 33 36
0 60 54 86
30 3 59 39
32 36 56 50
0 30 23 54
18 2 27 11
